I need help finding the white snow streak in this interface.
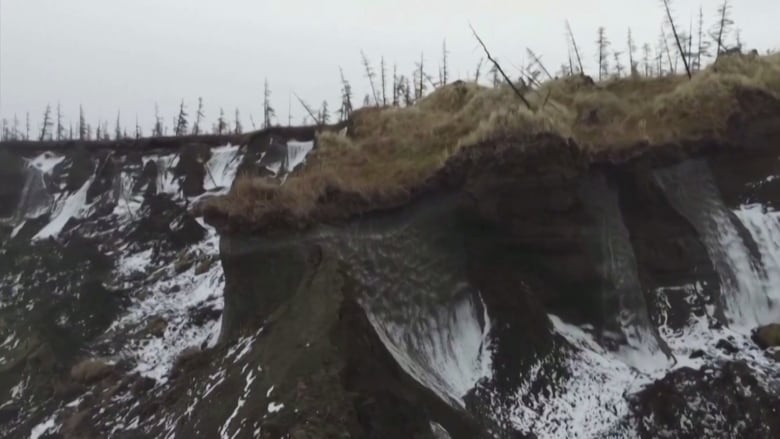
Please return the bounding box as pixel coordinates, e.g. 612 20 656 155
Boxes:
26 152 65 174
367 293 492 408
219 369 257 439
29 415 59 439
33 177 93 240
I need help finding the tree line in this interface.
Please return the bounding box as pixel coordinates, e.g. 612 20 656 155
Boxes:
0 0 758 143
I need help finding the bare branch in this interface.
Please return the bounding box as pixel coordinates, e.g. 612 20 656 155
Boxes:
470 24 533 110
566 20 585 75
661 0 692 78
294 93 321 125
526 48 553 81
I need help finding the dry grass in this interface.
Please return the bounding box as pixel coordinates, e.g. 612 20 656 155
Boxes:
207 52 780 225
70 358 114 384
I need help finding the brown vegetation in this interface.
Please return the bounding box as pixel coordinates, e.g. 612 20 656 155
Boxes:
70 358 115 384
201 53 780 231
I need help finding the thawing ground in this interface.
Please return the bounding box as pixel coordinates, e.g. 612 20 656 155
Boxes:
6 145 780 438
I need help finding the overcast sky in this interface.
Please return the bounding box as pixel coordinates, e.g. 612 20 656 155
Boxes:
0 0 777 135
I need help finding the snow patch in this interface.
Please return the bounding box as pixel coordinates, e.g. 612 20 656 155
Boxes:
204 144 242 194
29 415 59 439
26 152 65 174
33 177 93 240
111 233 224 382
285 140 314 172
219 368 258 439
367 293 492 408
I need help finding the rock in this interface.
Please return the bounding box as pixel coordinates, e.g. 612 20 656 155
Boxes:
0 404 20 424
27 343 57 372
715 339 739 355
194 258 213 275
145 317 168 338
70 359 115 384
689 349 706 359
753 323 780 349
169 347 207 379
131 376 157 394
173 256 194 274
62 410 90 438
53 380 85 400
188 305 222 326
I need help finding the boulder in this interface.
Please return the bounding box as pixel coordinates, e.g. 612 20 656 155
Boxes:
70 358 115 384
753 324 780 349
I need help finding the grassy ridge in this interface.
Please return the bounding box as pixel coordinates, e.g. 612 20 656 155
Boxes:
203 52 780 228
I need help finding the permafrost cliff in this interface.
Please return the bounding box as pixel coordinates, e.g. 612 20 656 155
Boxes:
2 80 780 438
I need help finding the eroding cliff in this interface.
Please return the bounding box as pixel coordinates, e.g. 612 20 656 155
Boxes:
2 54 780 438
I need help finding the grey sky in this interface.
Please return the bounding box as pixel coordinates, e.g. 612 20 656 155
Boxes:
1 0 777 135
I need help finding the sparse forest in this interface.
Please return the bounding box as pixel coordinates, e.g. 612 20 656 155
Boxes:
0 0 761 144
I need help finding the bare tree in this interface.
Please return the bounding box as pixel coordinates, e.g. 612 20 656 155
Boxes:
474 58 484 82
234 109 243 135
712 0 734 60
470 25 532 110
361 51 379 105
78 105 87 140
488 64 500 87
527 48 553 81
380 57 387 106
12 114 19 140
1 120 8 141
440 40 449 86
56 102 65 141
735 28 743 51
288 92 292 127
401 76 413 106
174 100 189 136
319 101 330 124
25 112 30 140
695 7 708 70
613 51 625 77
642 43 652 77
596 27 610 80
627 28 638 75
135 115 142 139
216 108 227 135
392 64 400 107
338 68 354 122
192 97 205 135
660 27 676 74
115 111 122 140
294 94 321 125
557 63 571 78
661 0 692 78
263 79 275 128
566 20 585 75
39 105 53 141
414 52 426 100
150 104 161 137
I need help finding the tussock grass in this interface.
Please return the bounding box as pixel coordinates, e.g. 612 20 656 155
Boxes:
206 53 780 225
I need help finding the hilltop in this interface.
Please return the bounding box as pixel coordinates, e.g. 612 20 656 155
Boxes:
199 52 780 234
